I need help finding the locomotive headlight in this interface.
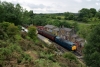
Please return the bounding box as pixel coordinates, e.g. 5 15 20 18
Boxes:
72 46 76 51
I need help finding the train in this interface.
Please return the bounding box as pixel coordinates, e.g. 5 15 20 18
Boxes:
37 29 77 51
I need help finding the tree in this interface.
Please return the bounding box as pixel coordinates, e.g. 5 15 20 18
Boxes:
68 13 74 20
28 26 37 40
0 1 35 25
95 11 100 19
72 22 78 32
64 12 70 20
78 8 90 22
14 4 23 25
62 21 71 28
29 10 34 24
2 2 15 22
0 3 4 22
21 10 31 24
52 19 60 27
33 15 46 25
90 8 97 17
64 12 75 20
84 24 100 67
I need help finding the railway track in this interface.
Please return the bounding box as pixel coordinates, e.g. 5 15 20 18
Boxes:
53 41 83 58
52 41 86 66
73 51 83 59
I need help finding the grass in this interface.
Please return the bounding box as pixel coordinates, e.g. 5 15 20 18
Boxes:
34 59 61 67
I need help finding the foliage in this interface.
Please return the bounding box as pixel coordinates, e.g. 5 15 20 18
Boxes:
72 22 78 32
0 43 23 65
33 15 46 25
0 21 34 66
18 53 32 63
90 8 97 17
77 8 100 22
95 11 100 19
0 22 10 32
18 39 34 51
39 51 55 61
34 59 60 67
52 19 61 27
28 25 37 40
63 52 77 62
0 22 20 40
1 1 98 67
63 8 100 23
84 23 100 67
0 0 100 26
57 17 61 20
0 1 34 25
0 21 83 67
7 23 19 36
77 23 92 38
78 8 90 22
64 12 75 20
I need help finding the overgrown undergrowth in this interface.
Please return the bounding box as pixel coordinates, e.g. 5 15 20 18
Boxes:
0 22 84 67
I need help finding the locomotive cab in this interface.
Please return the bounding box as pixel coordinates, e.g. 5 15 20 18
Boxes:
55 36 77 51
72 45 76 51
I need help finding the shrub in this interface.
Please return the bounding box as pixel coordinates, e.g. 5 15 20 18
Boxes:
17 53 32 64
28 26 37 40
7 23 19 36
57 17 61 20
0 48 12 60
18 39 34 51
0 22 10 32
14 34 22 40
34 59 60 67
22 53 32 62
0 40 8 48
63 52 77 62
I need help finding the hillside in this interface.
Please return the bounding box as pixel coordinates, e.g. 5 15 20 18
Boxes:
0 22 85 67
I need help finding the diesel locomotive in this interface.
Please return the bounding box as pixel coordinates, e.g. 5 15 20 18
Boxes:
38 29 77 51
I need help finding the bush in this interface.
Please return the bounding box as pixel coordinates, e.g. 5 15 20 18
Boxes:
57 17 61 20
22 53 32 63
34 59 60 67
38 51 56 62
7 23 19 36
0 41 8 48
18 39 34 51
63 52 77 62
0 48 12 60
14 34 22 40
28 26 37 40
0 22 10 32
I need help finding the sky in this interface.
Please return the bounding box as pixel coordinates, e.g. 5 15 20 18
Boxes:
1 0 100 13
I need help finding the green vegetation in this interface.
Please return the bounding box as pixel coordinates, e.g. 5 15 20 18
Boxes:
63 52 77 62
0 22 33 66
0 1 34 25
0 22 84 67
84 23 100 67
34 59 60 67
0 0 100 67
0 1 99 40
28 25 37 40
